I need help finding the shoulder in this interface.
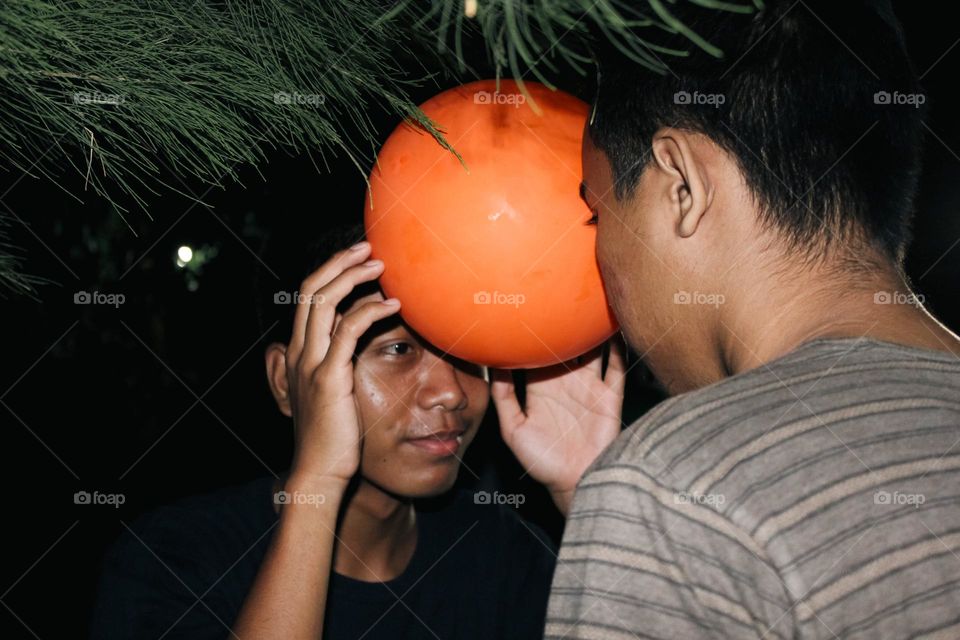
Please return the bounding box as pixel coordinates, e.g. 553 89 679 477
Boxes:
105 475 276 575
129 474 274 534
588 342 851 483
571 384 762 553
91 477 276 638
589 337 960 496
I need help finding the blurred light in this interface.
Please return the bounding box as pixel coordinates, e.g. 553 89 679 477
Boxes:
177 245 194 263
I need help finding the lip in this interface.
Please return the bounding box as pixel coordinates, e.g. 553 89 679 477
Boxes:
405 430 465 457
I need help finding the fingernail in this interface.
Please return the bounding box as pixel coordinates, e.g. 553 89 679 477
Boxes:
350 241 370 252
363 259 383 267
382 298 400 306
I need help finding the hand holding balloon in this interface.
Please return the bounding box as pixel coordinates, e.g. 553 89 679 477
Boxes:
490 335 627 515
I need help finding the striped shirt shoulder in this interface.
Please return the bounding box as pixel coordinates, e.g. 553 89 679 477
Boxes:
548 338 960 640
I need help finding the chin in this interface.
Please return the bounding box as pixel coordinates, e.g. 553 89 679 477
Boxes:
390 465 461 500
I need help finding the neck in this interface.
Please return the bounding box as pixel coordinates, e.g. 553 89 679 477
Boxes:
723 257 960 378
653 253 960 395
274 475 417 582
334 479 417 582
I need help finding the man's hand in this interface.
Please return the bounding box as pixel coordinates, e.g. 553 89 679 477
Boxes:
284 242 402 485
491 335 627 515
233 242 401 639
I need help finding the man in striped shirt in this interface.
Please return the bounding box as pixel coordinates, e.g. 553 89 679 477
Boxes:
544 1 960 638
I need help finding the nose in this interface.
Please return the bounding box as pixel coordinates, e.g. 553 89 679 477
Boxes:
414 351 469 412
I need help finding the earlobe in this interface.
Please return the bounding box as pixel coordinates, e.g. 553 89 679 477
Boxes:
264 343 293 418
652 129 712 239
677 167 711 238
677 184 702 238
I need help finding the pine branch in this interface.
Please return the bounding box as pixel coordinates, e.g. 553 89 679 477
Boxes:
423 0 762 112
0 0 752 294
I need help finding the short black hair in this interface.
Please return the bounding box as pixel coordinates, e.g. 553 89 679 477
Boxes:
588 0 926 264
256 220 379 345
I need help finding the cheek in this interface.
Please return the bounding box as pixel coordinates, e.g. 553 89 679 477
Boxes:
354 372 399 426
353 388 418 491
596 222 616 281
465 377 491 417
353 366 409 456
597 226 630 308
459 383 490 448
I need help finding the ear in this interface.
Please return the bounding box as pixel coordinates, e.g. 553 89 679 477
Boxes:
650 129 714 238
264 342 292 418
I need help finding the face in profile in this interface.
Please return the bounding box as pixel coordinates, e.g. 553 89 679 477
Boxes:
582 129 641 348
581 126 673 358
338 289 490 499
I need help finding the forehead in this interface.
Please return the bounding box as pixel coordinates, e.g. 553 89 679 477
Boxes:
340 289 408 352
346 290 481 372
581 128 614 197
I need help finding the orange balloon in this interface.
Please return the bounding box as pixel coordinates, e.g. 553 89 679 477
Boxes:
365 79 618 369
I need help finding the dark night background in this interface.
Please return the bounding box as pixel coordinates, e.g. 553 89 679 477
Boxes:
2 2 959 637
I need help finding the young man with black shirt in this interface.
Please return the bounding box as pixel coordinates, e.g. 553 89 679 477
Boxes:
91 224 627 639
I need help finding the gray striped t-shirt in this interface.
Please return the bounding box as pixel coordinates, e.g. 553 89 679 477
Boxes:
546 337 960 639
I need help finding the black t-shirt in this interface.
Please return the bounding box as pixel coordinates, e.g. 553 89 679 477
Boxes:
90 476 557 639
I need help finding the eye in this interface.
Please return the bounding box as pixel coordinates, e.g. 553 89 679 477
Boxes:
381 342 413 357
586 209 599 225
